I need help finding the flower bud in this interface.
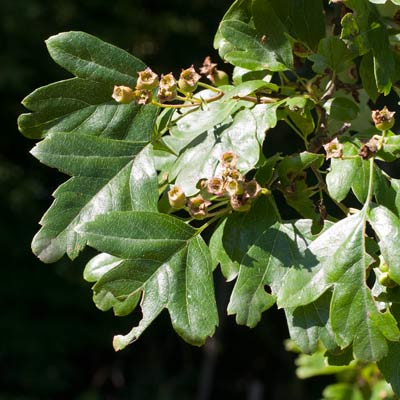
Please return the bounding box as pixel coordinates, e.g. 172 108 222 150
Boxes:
136 67 159 90
157 87 177 103
187 195 211 219
133 89 152 105
230 194 251 212
112 85 136 104
221 151 238 168
159 73 177 90
323 137 343 160
207 177 225 196
168 186 186 209
372 106 395 131
225 179 245 196
214 70 229 87
178 66 201 93
244 180 262 199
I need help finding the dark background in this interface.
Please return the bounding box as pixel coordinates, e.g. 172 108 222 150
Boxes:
1 1 333 399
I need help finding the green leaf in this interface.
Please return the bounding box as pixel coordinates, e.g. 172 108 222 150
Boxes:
286 291 337 354
360 53 379 102
324 97 360 122
220 197 318 328
218 0 293 71
209 218 239 280
18 78 158 140
326 141 360 202
30 132 148 262
78 211 218 349
368 205 400 284
214 0 252 58
309 36 355 74
170 91 238 141
251 103 280 144
266 0 325 51
84 253 123 283
280 212 400 361
46 31 145 85
129 145 159 212
378 341 400 396
295 351 354 379
170 109 260 196
77 211 195 261
18 32 157 139
345 1 396 94
278 151 324 186
322 383 364 400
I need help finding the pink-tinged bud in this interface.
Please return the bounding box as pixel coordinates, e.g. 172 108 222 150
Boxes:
112 85 136 104
244 180 262 199
200 56 229 86
178 65 201 93
225 179 245 196
136 67 159 90
168 186 186 209
323 137 344 160
157 87 177 103
133 89 152 105
207 177 225 196
230 195 251 212
159 73 177 91
188 195 211 219
221 151 238 168
372 106 395 131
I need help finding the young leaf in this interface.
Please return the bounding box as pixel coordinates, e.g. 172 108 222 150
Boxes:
77 211 218 349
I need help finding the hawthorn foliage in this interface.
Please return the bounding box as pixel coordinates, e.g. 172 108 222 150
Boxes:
18 0 400 397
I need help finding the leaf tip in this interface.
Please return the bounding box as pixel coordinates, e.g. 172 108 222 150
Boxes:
113 334 134 351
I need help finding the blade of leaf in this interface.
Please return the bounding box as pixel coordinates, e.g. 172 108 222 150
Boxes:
46 31 145 85
30 132 146 262
368 205 400 284
79 213 217 349
18 77 158 140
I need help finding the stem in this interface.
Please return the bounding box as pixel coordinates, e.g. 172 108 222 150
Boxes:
176 95 202 104
198 82 222 93
196 211 230 234
151 100 199 109
364 156 375 210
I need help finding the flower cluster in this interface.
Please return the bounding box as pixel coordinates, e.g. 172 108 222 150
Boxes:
112 65 203 106
167 152 262 219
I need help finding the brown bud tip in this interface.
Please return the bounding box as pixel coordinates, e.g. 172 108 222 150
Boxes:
112 85 136 104
372 106 395 131
323 137 344 160
187 195 211 219
136 67 159 90
168 186 186 209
